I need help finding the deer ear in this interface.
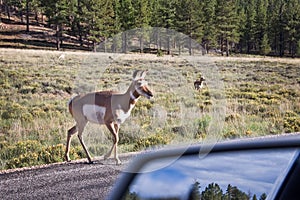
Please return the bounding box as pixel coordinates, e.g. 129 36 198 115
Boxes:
140 70 148 79
133 70 141 80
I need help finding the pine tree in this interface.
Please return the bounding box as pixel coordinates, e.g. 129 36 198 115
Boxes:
268 0 287 56
116 0 135 53
202 0 217 53
110 0 122 52
15 0 36 32
283 0 300 57
215 0 240 56
260 33 271 56
153 0 176 54
73 0 84 47
236 4 247 53
40 0 69 50
64 0 77 36
132 0 151 53
243 0 257 53
188 181 201 200
132 0 150 28
255 0 269 55
85 0 115 52
224 184 233 200
176 0 204 55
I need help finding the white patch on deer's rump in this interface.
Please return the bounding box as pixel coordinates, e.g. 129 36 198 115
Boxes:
82 104 106 124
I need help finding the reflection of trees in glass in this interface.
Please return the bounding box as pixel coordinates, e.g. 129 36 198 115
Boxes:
188 181 201 200
124 182 267 200
201 183 223 200
259 193 267 200
123 189 141 200
223 184 250 200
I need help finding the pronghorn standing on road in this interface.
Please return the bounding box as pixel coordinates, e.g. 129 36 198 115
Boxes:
65 70 153 165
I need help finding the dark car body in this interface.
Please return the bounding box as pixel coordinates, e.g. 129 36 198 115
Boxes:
108 133 300 200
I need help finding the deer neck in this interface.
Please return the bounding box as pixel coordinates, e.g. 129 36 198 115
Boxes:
123 83 139 108
129 89 140 105
111 85 140 125
114 84 140 111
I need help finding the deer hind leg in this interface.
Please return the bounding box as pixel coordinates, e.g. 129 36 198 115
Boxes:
104 123 121 165
76 121 93 164
65 125 78 162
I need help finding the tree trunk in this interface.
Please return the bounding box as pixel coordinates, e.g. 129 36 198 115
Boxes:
112 36 118 53
279 31 284 57
291 40 296 58
77 22 83 47
6 4 10 20
93 41 96 52
77 0 83 47
26 0 30 32
226 39 229 56
35 11 38 23
189 37 192 56
156 31 160 52
122 32 127 53
20 9 24 23
220 37 224 56
56 24 61 50
139 35 144 53
167 29 171 55
178 37 181 55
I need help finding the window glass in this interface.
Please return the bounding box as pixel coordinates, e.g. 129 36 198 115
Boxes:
125 148 299 200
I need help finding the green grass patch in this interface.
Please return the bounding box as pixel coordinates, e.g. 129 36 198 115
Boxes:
0 49 299 170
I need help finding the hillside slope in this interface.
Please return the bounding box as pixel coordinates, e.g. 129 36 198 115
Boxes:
0 14 88 51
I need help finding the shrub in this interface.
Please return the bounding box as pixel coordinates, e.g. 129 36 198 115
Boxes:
223 130 239 139
133 131 172 151
1 102 33 122
284 116 300 133
0 140 84 170
157 49 163 57
195 115 211 136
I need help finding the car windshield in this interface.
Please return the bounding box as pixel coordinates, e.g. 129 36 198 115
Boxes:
125 148 299 200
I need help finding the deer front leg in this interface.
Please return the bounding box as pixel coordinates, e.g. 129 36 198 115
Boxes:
65 125 77 162
105 123 121 165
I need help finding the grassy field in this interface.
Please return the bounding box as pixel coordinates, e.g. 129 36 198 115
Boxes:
0 48 299 170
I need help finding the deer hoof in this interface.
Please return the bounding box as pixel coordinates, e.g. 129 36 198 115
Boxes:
65 155 71 162
116 159 122 165
88 160 94 164
104 154 110 160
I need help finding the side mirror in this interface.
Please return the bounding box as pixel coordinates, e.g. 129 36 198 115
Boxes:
108 134 300 200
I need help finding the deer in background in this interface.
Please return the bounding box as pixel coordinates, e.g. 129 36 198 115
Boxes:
65 70 153 165
194 76 205 90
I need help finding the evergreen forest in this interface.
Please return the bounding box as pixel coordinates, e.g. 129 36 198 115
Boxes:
1 0 300 57
124 182 268 200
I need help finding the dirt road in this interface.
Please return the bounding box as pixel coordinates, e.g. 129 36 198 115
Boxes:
0 153 136 200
